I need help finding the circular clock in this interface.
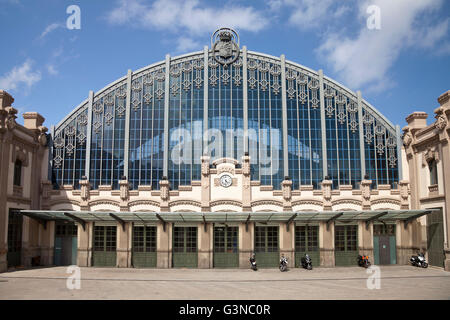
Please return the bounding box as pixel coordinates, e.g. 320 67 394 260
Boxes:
219 174 233 188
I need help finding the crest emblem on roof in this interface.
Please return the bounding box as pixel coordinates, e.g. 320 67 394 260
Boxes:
211 27 240 67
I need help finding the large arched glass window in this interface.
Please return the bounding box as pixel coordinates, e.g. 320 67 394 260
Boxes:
429 159 438 185
13 159 22 186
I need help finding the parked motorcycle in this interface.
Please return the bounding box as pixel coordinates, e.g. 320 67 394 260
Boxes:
301 254 313 270
410 252 428 268
279 255 288 272
250 253 257 271
357 255 371 268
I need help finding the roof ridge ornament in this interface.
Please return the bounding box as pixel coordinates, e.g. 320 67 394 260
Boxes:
211 27 240 68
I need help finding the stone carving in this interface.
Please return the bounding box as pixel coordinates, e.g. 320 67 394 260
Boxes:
80 179 90 202
422 147 439 166
211 28 240 67
281 179 292 201
201 156 210 176
402 132 413 147
119 179 129 201
160 179 170 201
435 115 447 131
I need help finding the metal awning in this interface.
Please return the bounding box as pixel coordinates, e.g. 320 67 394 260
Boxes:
15 209 438 227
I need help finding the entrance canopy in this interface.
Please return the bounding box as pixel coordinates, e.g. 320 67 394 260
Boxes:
17 209 438 231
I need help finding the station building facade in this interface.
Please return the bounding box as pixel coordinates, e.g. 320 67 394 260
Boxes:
0 29 448 271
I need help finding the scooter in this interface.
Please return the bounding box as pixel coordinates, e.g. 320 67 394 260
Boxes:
410 253 428 268
279 255 288 272
250 254 257 271
357 255 371 268
301 254 313 270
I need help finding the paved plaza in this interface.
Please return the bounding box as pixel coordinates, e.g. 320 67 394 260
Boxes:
0 265 449 300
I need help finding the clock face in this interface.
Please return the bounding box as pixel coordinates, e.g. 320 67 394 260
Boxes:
219 174 233 188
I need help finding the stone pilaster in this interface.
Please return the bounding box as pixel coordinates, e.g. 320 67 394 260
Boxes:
361 179 372 210
399 180 410 209
116 222 131 267
157 221 172 268
0 91 15 272
319 221 335 266
239 222 254 268
119 178 129 212
77 222 93 267
321 179 333 211
198 224 213 268
242 154 251 211
435 91 450 271
79 178 90 211
281 178 292 211
200 156 210 212
38 221 55 266
279 222 294 265
159 178 170 212
358 221 373 259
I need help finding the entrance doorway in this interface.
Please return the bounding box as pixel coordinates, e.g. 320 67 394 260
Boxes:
92 225 117 267
172 226 198 268
7 209 22 268
295 225 320 267
54 222 77 266
427 208 445 267
132 225 157 268
373 224 396 265
335 225 358 266
254 226 279 267
213 225 238 268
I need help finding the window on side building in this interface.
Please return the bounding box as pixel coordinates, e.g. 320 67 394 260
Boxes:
13 159 22 186
428 159 438 185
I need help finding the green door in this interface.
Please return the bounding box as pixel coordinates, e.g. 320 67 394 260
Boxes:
427 209 445 267
173 226 198 268
373 224 396 265
92 226 117 267
214 226 239 268
132 226 157 268
335 225 358 266
295 225 320 267
54 223 78 266
7 210 22 268
254 226 279 268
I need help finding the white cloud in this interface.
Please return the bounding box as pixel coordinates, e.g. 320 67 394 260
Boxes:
315 0 448 92
106 0 268 40
47 64 58 75
175 37 202 53
0 59 41 92
39 22 63 39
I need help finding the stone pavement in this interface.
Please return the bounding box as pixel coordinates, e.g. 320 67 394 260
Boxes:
0 265 449 299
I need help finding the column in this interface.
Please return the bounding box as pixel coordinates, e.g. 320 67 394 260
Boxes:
116 222 131 268
239 222 254 268
319 221 335 266
198 223 213 268
123 69 132 178
358 221 373 260
77 221 93 267
279 222 295 266
157 221 172 268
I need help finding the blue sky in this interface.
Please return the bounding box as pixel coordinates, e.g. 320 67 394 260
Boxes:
1 0 449 129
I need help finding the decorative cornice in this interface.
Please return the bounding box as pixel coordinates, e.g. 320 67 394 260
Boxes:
251 199 283 207
169 199 201 208
128 199 161 208
88 199 120 207
371 198 400 206
331 199 362 206
292 199 323 207
49 198 81 207
210 200 243 208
